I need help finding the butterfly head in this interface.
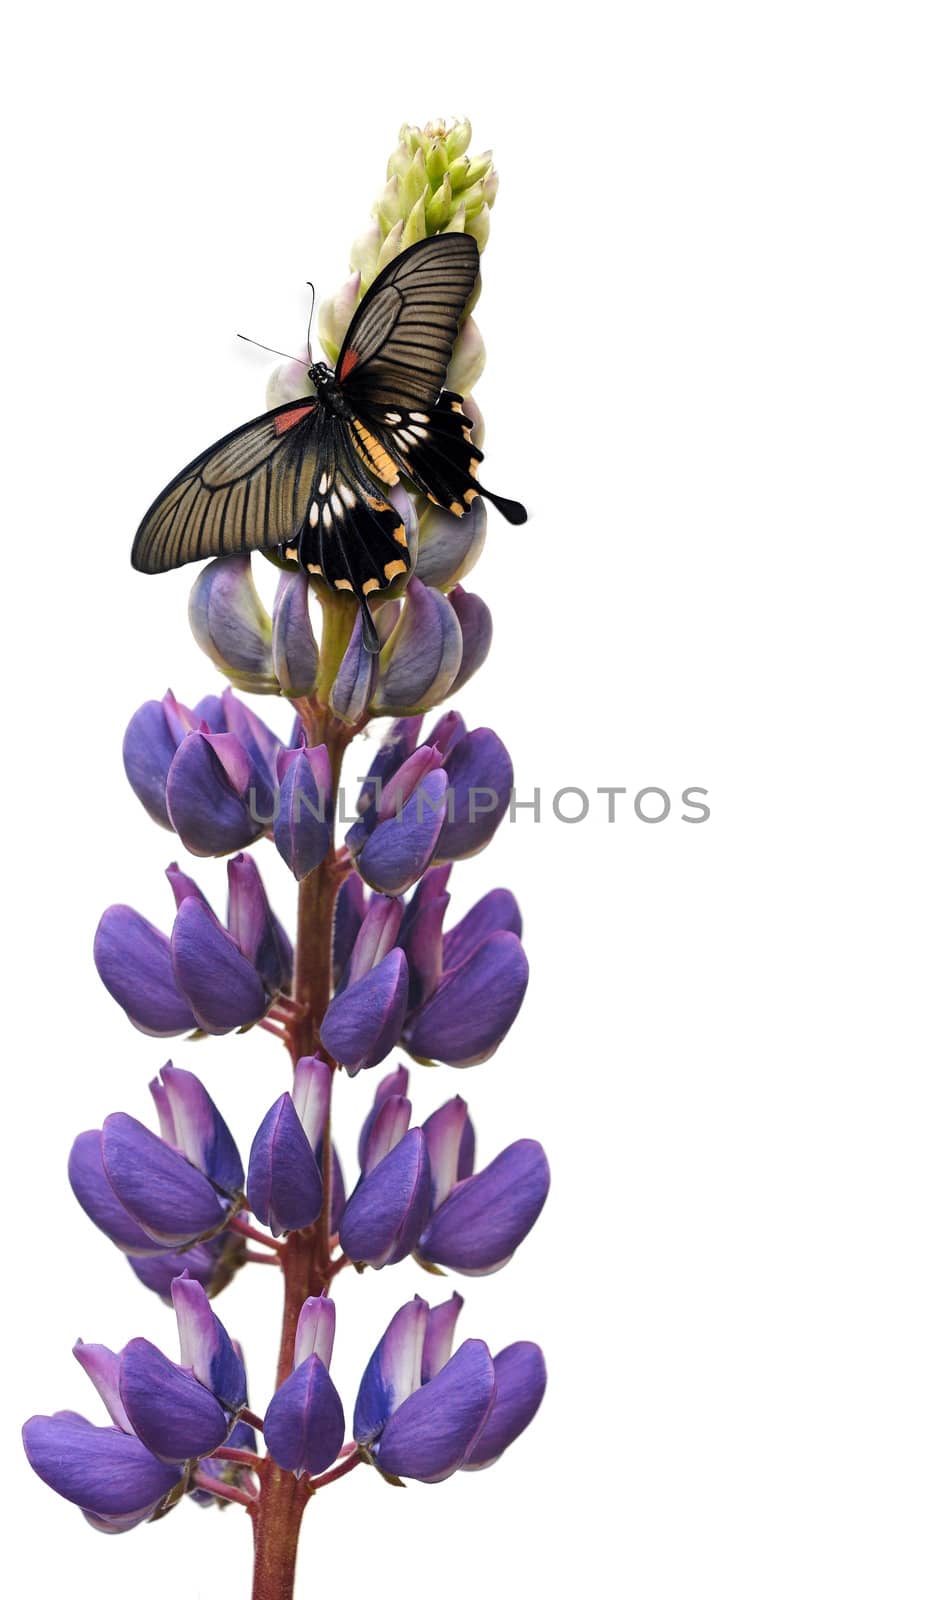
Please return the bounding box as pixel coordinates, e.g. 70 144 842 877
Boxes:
308 361 334 389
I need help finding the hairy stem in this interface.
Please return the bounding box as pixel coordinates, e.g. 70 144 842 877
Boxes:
251 701 358 1600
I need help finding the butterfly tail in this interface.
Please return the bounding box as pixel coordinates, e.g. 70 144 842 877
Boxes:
370 392 527 524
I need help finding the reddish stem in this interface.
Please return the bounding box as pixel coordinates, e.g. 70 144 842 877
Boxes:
250 707 358 1600
192 1471 257 1508
309 1451 362 1493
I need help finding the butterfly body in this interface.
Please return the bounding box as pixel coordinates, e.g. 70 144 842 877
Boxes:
132 233 526 651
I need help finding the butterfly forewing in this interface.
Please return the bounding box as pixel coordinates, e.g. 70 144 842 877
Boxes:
131 401 322 574
336 232 480 410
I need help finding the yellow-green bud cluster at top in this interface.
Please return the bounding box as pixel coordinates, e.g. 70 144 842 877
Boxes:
352 119 497 292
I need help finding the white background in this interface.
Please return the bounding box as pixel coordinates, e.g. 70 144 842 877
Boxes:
4 3 950 1596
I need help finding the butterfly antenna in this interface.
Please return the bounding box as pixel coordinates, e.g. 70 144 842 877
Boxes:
305 282 317 364
236 334 308 366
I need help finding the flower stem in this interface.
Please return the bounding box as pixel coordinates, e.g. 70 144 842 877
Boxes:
251 700 359 1600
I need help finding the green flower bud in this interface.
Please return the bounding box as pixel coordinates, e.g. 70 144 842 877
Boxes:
425 174 456 231
468 203 492 254
445 118 472 162
399 148 428 212
425 141 449 183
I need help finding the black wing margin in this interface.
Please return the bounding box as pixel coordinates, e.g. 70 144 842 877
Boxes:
336 233 480 411
131 400 323 574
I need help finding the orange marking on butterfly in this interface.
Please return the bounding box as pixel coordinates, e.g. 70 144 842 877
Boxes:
339 348 359 380
273 404 315 435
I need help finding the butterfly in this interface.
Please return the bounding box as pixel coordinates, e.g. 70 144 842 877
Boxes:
131 232 526 652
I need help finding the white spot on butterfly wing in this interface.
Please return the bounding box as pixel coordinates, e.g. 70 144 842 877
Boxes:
309 503 320 527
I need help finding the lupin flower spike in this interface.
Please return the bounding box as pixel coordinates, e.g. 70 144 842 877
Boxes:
26 120 548 1595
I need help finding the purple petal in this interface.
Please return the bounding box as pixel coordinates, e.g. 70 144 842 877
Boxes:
166 731 263 856
291 1055 332 1150
272 570 319 697
172 1275 246 1411
357 1064 410 1168
188 554 276 686
362 1095 412 1174
353 1297 428 1444
119 1340 231 1462
443 888 522 970
332 872 366 987
165 862 212 911
447 586 493 693
93 906 196 1036
346 894 403 984
339 1127 430 1269
263 1355 345 1477
247 1093 323 1236
374 1339 495 1483
321 948 409 1074
463 1343 547 1469
357 771 448 896
121 699 182 828
101 1113 227 1247
374 578 463 714
436 729 512 862
414 497 487 589
274 745 333 880
421 1293 464 1383
220 688 285 778
422 1097 472 1209
418 1140 550 1274
171 897 269 1034
399 891 449 1010
404 931 528 1067
68 1130 164 1255
23 1414 180 1518
293 1296 336 1370
150 1063 244 1195
72 1342 132 1433
357 717 424 818
226 853 293 993
329 610 377 725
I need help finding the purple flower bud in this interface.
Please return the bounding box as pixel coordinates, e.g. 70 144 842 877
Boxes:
122 692 196 830
396 871 528 1067
166 729 270 856
188 555 278 693
332 872 367 987
322 895 409 1073
372 1335 494 1483
149 1062 245 1196
414 499 487 590
69 1129 167 1255
362 1092 412 1174
321 949 408 1074
118 1277 247 1463
274 744 333 880
353 768 448 896
171 896 270 1034
264 1298 345 1477
339 1127 430 1269
462 1343 547 1470
22 1413 181 1527
247 1092 323 1236
101 1113 230 1248
373 578 463 715
417 1136 550 1275
272 570 319 697
118 1338 234 1463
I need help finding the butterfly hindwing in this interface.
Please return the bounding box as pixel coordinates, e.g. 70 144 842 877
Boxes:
336 233 480 410
367 392 528 525
284 418 409 649
132 400 323 573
